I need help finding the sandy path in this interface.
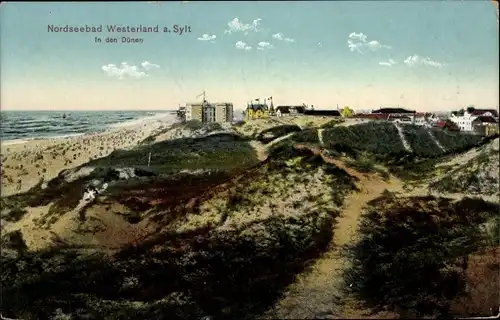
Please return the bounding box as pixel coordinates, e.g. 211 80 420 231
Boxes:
393 123 412 152
264 147 404 319
318 128 324 146
266 132 296 147
265 144 498 319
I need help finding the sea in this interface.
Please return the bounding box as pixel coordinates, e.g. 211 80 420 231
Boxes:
0 110 179 144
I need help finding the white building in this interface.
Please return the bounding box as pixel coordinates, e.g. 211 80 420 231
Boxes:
413 114 427 126
449 108 498 132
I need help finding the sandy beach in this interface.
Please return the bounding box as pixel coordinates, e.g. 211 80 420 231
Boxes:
1 116 176 197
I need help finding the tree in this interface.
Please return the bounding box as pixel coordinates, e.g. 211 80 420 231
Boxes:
444 119 460 132
341 106 353 118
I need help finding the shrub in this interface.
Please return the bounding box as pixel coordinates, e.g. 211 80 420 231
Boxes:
432 130 483 153
89 133 259 171
289 128 319 143
322 122 406 155
320 119 344 129
344 196 500 318
184 119 204 130
2 207 28 222
401 124 445 158
348 158 376 173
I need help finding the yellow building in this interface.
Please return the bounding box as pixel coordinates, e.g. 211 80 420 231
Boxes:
486 123 499 136
246 103 270 120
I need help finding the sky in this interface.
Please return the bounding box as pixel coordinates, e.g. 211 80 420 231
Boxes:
1 1 499 111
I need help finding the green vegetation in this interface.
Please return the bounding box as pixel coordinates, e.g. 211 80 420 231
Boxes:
320 119 344 129
401 124 445 158
2 207 28 222
0 133 259 219
345 195 500 318
322 122 407 155
346 157 376 173
1 214 333 320
289 128 319 144
321 122 489 161
0 147 360 320
255 124 302 144
140 121 224 145
92 133 258 171
2 120 498 320
265 128 320 156
429 147 499 196
432 130 483 153
104 169 237 222
388 157 445 181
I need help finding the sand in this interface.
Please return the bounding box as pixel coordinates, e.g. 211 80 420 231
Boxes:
1 117 175 197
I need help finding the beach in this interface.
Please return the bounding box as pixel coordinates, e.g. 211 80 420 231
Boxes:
1 113 177 197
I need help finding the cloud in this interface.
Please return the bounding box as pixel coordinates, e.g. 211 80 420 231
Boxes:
403 54 445 68
141 61 160 70
347 40 364 54
102 62 147 79
102 61 160 79
348 32 367 42
272 32 295 43
225 18 262 35
257 41 273 50
379 59 397 67
198 34 216 42
347 32 391 54
235 40 252 50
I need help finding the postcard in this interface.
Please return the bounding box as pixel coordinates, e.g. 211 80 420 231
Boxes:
1 1 499 319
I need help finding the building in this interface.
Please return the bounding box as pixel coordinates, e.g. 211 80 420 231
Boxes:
184 101 234 123
472 116 499 136
351 110 439 127
424 112 440 126
388 114 413 124
449 108 499 132
202 103 215 122
352 113 389 121
371 107 416 114
275 106 291 117
185 103 204 122
275 105 306 117
214 103 234 122
469 108 499 118
246 103 270 120
303 110 341 117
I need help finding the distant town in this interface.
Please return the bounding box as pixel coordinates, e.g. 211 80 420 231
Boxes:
176 91 499 137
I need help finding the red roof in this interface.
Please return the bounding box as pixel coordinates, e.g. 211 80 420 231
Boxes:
471 109 499 117
353 113 389 120
472 116 498 124
436 120 446 128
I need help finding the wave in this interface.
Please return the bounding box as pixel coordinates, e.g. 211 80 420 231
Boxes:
0 110 178 141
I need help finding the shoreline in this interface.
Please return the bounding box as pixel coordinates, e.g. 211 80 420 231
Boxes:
1 111 177 145
1 113 179 197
